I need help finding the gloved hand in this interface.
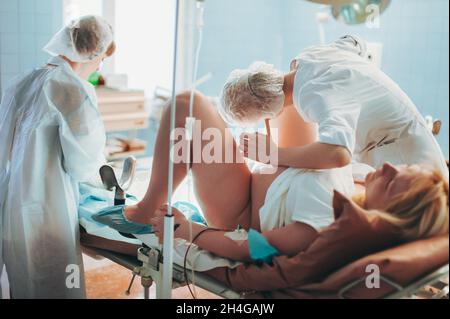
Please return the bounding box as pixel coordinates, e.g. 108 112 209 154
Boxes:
92 205 154 235
248 229 280 263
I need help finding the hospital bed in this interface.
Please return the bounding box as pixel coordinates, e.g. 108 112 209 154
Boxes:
79 160 243 299
80 206 449 299
80 230 449 299
79 158 449 299
81 231 241 299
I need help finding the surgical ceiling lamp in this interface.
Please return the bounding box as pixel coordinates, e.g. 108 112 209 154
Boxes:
307 0 391 25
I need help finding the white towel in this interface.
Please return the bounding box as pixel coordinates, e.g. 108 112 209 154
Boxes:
259 168 305 232
136 234 242 271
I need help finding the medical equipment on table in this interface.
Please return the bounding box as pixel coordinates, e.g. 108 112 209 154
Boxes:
99 156 136 205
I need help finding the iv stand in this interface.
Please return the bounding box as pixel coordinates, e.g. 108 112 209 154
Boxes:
161 0 181 299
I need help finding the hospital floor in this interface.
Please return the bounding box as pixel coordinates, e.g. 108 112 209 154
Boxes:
83 254 221 299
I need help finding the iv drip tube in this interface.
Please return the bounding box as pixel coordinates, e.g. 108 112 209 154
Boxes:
185 0 206 298
162 0 207 300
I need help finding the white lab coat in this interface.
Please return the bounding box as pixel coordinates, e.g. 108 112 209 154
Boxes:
291 36 448 179
0 56 106 298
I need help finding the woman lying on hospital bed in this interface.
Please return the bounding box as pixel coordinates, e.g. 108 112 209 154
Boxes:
148 161 448 263
94 89 448 264
95 36 448 263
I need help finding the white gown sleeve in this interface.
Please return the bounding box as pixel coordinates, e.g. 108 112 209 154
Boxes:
297 72 361 154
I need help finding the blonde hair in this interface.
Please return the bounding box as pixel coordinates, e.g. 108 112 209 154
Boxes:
353 169 449 241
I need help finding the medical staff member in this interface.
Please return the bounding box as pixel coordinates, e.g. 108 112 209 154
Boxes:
0 15 115 299
220 35 448 179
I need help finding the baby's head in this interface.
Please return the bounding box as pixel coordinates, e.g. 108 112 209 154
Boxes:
219 62 285 125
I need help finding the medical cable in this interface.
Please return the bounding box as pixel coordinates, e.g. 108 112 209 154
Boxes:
183 226 231 299
185 1 205 204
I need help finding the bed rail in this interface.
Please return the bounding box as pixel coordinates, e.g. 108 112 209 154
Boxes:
337 264 449 299
86 246 242 299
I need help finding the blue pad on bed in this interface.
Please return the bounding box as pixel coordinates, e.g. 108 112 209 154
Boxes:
92 205 154 235
248 229 279 263
90 200 205 236
173 201 207 225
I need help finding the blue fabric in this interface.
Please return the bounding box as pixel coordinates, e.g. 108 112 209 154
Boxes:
248 229 279 263
78 184 112 227
79 184 205 237
78 183 137 226
92 205 154 235
173 201 207 225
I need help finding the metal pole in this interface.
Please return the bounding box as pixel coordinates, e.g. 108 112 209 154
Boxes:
161 0 181 299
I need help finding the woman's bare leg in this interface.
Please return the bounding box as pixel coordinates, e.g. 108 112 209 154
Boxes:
249 168 287 231
125 91 252 229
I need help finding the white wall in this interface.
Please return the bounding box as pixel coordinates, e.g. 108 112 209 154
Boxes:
59 0 192 96
63 0 103 24
0 0 63 94
113 0 175 96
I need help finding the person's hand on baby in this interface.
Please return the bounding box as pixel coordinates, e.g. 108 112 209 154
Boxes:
150 204 188 242
239 132 278 164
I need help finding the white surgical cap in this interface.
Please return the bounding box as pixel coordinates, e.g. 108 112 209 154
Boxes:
334 35 369 60
220 62 285 126
44 15 114 63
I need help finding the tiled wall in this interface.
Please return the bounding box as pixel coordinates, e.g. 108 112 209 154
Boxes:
0 0 62 92
1 0 448 157
198 0 285 96
198 0 449 157
281 0 449 157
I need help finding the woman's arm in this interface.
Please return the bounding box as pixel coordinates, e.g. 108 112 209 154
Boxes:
279 142 351 169
263 222 318 255
175 222 252 262
174 219 319 262
151 206 319 262
240 133 351 170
